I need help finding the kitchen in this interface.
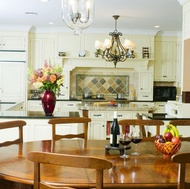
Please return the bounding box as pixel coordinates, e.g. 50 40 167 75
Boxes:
0 0 189 142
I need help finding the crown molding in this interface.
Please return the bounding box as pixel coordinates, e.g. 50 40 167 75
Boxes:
178 0 190 6
0 25 32 32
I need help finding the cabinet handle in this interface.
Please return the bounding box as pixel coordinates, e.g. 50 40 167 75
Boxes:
159 105 165 107
102 125 104 127
118 115 122 117
93 114 102 117
143 95 149 97
68 104 74 106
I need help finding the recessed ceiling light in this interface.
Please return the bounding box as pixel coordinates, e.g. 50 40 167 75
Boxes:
155 25 160 28
41 0 49 2
49 22 54 25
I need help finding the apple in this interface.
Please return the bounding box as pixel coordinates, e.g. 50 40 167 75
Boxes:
171 137 180 144
164 132 173 141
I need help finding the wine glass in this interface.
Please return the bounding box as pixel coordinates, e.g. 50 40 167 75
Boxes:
119 133 131 159
130 125 143 156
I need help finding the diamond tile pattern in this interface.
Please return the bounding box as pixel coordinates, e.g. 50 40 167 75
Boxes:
76 74 129 96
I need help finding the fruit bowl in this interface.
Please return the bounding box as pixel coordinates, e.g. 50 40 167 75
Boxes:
154 140 181 158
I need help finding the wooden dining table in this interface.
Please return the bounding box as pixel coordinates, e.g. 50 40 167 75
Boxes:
0 139 190 189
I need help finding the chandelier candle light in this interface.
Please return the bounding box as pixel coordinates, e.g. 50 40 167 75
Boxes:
94 15 136 68
62 0 95 35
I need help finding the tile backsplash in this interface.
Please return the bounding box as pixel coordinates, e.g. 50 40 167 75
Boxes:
75 74 129 96
70 68 138 99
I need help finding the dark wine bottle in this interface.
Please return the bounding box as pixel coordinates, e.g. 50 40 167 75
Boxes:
110 111 120 147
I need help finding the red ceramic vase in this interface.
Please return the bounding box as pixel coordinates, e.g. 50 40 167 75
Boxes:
41 90 56 116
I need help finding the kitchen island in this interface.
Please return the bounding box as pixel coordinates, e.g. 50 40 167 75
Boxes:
0 110 81 143
0 110 80 119
143 113 190 120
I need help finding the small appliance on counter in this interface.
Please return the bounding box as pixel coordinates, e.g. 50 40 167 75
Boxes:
30 90 41 99
153 86 176 101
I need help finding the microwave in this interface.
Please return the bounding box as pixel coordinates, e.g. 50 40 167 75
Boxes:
153 86 176 101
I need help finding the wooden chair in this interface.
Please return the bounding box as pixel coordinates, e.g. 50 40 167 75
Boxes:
136 113 146 137
0 120 26 147
48 117 91 141
27 151 112 189
118 119 164 141
172 153 190 189
169 120 190 141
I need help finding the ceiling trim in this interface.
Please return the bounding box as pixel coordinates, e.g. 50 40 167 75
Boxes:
178 0 190 6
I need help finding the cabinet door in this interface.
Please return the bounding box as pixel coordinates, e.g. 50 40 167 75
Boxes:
0 62 26 102
154 41 176 81
27 100 61 112
29 37 55 69
89 111 106 139
0 36 26 50
138 72 153 101
88 121 106 140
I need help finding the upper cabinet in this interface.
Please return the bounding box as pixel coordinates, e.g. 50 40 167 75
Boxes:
0 32 27 51
0 62 26 102
28 33 56 69
154 37 178 81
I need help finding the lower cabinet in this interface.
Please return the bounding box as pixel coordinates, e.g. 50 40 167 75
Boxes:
0 119 83 143
88 110 148 140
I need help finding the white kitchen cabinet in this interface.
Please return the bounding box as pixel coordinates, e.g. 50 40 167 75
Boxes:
154 39 177 81
176 41 182 83
166 101 190 118
137 72 153 101
27 100 61 112
154 102 167 113
88 110 133 140
0 118 84 142
59 101 82 111
89 121 106 140
29 34 56 69
57 34 81 57
0 62 26 102
57 71 70 100
0 34 26 50
88 111 106 140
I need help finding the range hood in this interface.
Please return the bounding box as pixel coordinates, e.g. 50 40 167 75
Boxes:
62 57 153 71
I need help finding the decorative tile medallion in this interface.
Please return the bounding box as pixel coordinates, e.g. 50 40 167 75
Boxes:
76 74 129 96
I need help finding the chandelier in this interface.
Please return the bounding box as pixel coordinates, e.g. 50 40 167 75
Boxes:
94 15 136 68
61 0 95 35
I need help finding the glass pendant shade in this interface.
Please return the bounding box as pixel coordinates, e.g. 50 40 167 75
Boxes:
62 0 95 35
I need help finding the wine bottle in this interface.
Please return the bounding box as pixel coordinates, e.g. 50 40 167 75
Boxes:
110 111 120 147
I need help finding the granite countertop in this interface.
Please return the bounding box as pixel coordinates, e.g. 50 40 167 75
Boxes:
0 111 80 119
79 103 155 111
143 113 190 120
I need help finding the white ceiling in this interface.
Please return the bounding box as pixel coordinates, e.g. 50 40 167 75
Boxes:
0 0 182 34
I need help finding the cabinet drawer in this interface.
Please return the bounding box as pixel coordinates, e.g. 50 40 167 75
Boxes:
60 101 81 108
90 112 105 119
138 92 153 101
154 102 166 110
106 111 132 120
